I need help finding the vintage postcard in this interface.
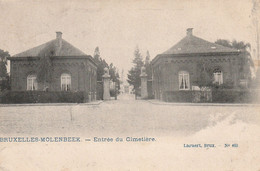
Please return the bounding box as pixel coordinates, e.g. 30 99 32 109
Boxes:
0 0 260 170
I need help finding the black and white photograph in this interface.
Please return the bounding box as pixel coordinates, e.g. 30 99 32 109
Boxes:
0 0 260 170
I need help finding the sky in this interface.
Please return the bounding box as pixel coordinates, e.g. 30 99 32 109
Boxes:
0 0 259 75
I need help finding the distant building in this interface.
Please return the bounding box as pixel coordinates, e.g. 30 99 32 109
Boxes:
151 28 243 100
254 60 260 70
253 60 260 89
8 32 97 99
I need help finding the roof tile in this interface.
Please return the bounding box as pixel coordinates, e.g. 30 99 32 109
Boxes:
163 35 238 55
13 38 86 57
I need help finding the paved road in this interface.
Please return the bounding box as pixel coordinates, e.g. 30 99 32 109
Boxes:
0 94 259 137
1 94 260 171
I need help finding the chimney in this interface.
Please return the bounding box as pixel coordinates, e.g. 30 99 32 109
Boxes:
56 31 62 39
186 28 193 36
55 31 62 56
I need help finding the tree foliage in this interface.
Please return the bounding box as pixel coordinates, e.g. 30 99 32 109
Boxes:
93 47 109 81
215 39 254 79
0 60 7 78
36 45 57 90
144 50 152 80
127 48 153 93
93 47 120 89
127 47 144 92
94 47 100 60
37 54 53 87
195 59 213 88
215 39 232 48
108 63 119 85
0 49 10 77
0 49 10 91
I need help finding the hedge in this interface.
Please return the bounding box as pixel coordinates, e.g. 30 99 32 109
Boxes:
163 91 193 102
96 81 103 100
147 81 154 99
211 89 256 103
0 91 88 104
162 90 259 103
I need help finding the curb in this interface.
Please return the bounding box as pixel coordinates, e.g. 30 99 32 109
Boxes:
147 100 260 107
79 101 103 106
0 101 104 107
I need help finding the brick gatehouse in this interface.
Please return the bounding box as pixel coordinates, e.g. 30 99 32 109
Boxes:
151 28 246 102
7 32 97 102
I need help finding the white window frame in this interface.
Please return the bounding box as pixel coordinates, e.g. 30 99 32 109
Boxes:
61 73 71 91
27 75 38 91
213 69 223 85
179 71 190 90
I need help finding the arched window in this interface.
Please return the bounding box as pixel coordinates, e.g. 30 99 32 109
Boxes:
27 74 38 90
61 73 71 91
213 69 223 85
179 71 190 90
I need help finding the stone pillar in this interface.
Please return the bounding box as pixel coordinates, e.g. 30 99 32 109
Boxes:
140 66 148 99
94 92 97 101
103 67 111 100
84 91 88 103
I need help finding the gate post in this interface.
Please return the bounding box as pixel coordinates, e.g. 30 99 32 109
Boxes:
94 92 97 101
102 67 111 100
88 92 92 102
140 66 148 99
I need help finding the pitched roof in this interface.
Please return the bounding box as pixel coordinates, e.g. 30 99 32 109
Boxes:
13 35 86 57
162 32 238 55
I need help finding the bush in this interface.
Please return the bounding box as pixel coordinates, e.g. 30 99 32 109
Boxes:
110 89 116 97
161 90 259 103
147 81 154 99
212 89 254 103
163 91 193 102
0 76 10 91
135 88 141 97
0 91 87 104
96 82 103 100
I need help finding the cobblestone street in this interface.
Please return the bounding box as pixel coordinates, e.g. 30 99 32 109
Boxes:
1 94 260 170
0 94 259 138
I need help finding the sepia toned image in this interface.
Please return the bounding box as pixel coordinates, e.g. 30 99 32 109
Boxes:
0 0 260 170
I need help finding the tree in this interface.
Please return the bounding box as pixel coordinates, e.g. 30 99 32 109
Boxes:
109 63 120 95
0 49 10 91
195 59 214 88
94 47 100 61
0 49 9 77
127 47 144 95
109 63 116 81
92 47 121 98
115 71 120 92
144 50 152 80
93 47 109 81
0 61 7 78
37 54 53 90
231 40 254 80
215 39 232 48
215 39 254 81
